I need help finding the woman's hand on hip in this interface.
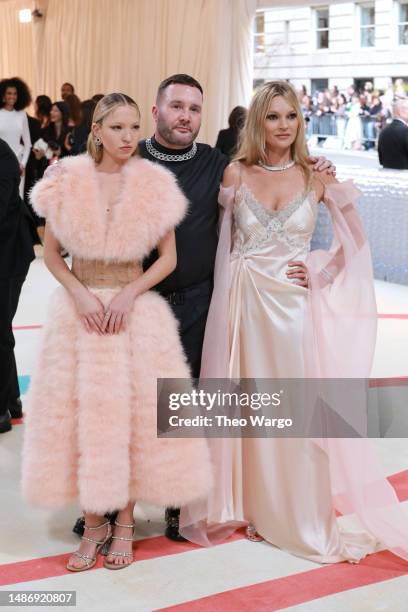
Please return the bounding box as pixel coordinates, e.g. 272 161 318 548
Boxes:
102 285 137 335
287 260 309 287
72 286 105 334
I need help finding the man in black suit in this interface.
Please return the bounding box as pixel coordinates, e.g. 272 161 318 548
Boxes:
378 100 408 170
0 138 35 433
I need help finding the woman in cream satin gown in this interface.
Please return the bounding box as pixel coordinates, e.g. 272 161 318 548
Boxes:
181 81 408 564
229 172 362 562
225 86 381 563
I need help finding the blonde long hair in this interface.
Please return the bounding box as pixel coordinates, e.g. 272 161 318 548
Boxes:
87 92 140 163
234 81 311 186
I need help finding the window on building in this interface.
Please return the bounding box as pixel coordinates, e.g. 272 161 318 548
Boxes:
284 20 290 45
360 3 375 47
354 78 374 93
311 79 329 94
316 8 329 49
399 1 408 45
254 11 265 53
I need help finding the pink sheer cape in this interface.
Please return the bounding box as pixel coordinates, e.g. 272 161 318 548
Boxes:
180 181 408 561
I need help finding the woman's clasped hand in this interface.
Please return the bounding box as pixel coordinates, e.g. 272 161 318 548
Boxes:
73 284 136 335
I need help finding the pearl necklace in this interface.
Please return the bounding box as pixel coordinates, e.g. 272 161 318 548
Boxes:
258 160 295 172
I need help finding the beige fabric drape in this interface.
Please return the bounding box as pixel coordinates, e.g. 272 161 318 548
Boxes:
0 0 36 93
0 0 256 143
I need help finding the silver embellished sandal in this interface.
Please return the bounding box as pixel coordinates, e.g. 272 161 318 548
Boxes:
103 520 135 570
245 523 264 542
66 519 112 572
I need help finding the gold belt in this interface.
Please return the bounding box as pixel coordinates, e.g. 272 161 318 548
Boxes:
71 258 141 288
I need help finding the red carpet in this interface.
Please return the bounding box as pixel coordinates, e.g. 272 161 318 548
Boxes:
0 531 244 587
160 550 408 612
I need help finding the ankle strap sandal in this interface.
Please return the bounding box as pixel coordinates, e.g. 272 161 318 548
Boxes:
67 519 112 572
103 521 135 570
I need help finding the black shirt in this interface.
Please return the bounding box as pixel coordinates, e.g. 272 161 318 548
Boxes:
139 136 228 294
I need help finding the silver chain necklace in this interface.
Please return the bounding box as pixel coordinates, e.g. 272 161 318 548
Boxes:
146 137 197 162
258 160 295 172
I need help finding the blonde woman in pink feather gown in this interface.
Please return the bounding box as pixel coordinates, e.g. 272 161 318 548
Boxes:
22 93 212 572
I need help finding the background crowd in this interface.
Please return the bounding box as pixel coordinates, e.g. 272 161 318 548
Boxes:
298 79 408 151
0 77 105 243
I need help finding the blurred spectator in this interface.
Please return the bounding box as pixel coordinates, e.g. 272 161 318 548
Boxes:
346 85 356 100
215 106 247 159
312 91 334 145
394 78 407 99
299 85 311 111
24 106 42 243
329 85 339 99
25 96 52 241
65 98 96 155
65 93 82 128
344 95 363 150
61 82 75 100
0 77 32 198
40 101 71 160
366 94 383 149
378 99 408 169
34 95 52 130
334 93 348 146
364 81 374 98
359 94 373 149
31 101 71 241
64 94 84 154
0 138 35 433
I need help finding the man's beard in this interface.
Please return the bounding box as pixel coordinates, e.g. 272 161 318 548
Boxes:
156 118 200 147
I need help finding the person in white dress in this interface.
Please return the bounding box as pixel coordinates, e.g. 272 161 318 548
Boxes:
0 78 32 198
343 95 363 150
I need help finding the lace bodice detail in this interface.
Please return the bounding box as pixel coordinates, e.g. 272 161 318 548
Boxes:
239 183 307 228
232 183 318 257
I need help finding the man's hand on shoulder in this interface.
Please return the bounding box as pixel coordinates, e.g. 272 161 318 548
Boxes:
312 167 338 202
307 155 336 176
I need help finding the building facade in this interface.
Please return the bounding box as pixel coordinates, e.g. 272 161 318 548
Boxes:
254 1 408 93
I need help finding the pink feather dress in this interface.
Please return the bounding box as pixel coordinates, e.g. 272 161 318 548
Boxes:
22 154 212 515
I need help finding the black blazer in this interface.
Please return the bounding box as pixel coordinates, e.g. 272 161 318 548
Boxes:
378 120 408 170
0 139 35 279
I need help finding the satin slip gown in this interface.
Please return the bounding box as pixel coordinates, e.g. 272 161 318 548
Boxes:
228 181 376 563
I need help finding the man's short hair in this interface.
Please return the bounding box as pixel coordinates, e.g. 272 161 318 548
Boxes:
156 74 203 103
392 98 408 117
